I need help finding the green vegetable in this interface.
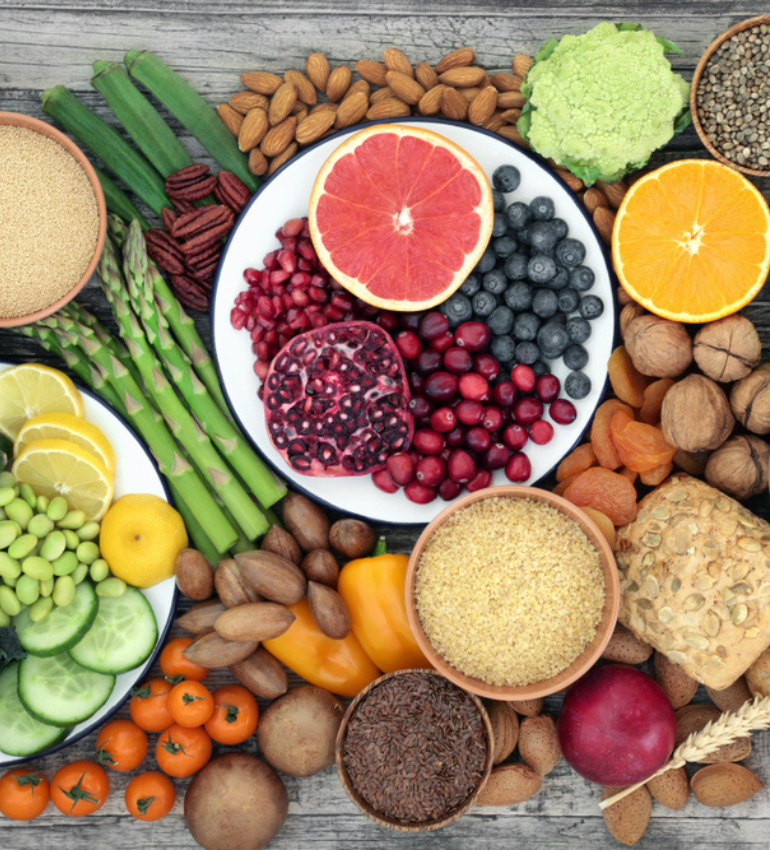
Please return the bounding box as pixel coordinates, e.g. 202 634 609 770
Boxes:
518 22 691 185
94 167 150 231
0 625 25 672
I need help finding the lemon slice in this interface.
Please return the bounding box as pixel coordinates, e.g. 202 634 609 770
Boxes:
15 412 116 476
0 364 84 441
12 439 114 521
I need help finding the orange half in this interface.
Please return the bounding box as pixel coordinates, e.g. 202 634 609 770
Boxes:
308 124 494 311
612 160 770 323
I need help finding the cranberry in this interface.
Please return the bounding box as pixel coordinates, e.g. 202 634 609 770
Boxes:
473 353 500 382
399 313 423 332
438 478 463 501
416 456 447 488
430 407 457 433
466 468 492 492
372 468 399 493
443 347 474 374
447 449 477 484
413 429 445 456
550 398 577 425
492 380 517 409
409 396 433 420
484 442 511 470
505 452 531 483
396 330 422 361
445 426 466 447
418 312 450 341
386 452 415 486
458 373 489 401
410 373 426 395
513 396 544 426
535 374 561 404
529 420 554 445
378 311 400 332
454 321 492 352
430 331 455 353
503 423 528 451
416 349 443 375
481 406 503 433
424 372 458 402
464 427 491 454
404 481 437 504
455 399 484 426
511 364 536 393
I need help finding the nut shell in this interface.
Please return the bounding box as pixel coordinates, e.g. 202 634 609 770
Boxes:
300 549 339 587
509 697 544 717
601 785 651 846
705 435 770 501
484 699 520 765
518 714 561 777
175 549 214 601
674 704 751 763
653 652 699 709
182 631 258 668
261 525 302 567
624 315 692 378
215 558 260 608
691 763 765 807
476 763 542 806
693 315 761 382
705 676 752 713
229 647 289 699
235 551 307 605
281 491 330 551
661 374 734 452
328 519 376 559
601 623 653 665
730 364 770 435
176 599 226 635
746 646 770 696
214 602 295 642
306 581 351 639
647 766 690 810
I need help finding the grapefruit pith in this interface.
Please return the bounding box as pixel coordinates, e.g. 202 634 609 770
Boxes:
308 124 494 312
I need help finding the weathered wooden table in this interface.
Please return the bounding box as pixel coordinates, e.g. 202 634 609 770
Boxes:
2 1 770 847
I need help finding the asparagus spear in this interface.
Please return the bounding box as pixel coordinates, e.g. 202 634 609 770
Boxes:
94 167 150 230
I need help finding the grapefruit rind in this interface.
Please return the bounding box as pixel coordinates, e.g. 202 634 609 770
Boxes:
308 124 494 312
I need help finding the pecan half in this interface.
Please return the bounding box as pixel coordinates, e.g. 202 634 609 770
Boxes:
166 163 217 202
145 229 186 276
171 205 233 241
173 198 195 215
171 273 211 312
215 171 251 214
161 207 178 231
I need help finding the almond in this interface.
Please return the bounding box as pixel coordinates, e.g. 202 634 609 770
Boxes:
510 697 544 717
438 66 487 88
675 704 751 763
490 73 522 93
467 86 497 127
477 763 542 806
435 47 475 74
383 47 413 78
518 714 562 777
499 107 522 124
217 103 244 137
295 110 337 146
326 66 352 103
282 491 330 551
300 549 339 587
441 86 468 121
290 103 309 124
602 623 653 665
261 525 302 567
285 69 317 105
335 92 370 129
601 785 651 846
183 631 258 668
237 107 269 152
593 206 615 245
653 651 699 709
342 79 371 101
248 148 268 176
366 98 411 120
497 91 527 109
268 82 298 126
230 646 289 699
691 763 764 807
647 765 691 810
240 70 284 95
259 116 297 158
459 86 482 104
369 85 396 104
305 53 331 92
418 84 445 116
706 677 752 713
483 112 506 133
513 54 534 77
307 581 351 639
597 179 628 209
215 558 259 608
414 62 439 90
355 59 388 87
229 91 269 114
310 103 338 115
235 550 307 605
176 598 226 635
497 125 529 148
555 168 585 193
584 186 611 215
484 699 519 765
215 602 295 642
385 70 425 106
175 548 214 601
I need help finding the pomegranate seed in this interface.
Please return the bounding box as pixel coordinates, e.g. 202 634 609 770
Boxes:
379 311 400 332
511 364 536 393
404 481 436 504
430 331 455 353
529 420 554 445
230 308 246 330
466 468 492 492
445 426 466 448
416 456 447 488
297 240 316 260
430 407 457 433
464 427 490 453
256 314 276 330
503 423 528 451
282 237 297 252
400 313 423 332
386 452 415 486
278 249 296 273
331 292 354 312
550 399 577 425
283 218 304 237
458 373 489 401
257 296 275 318
254 359 269 381
416 350 443 375
244 268 261 286
473 353 500 382
309 313 326 329
484 443 511 470
418 312 449 341
291 271 311 288
535 374 561 404
443 347 473 374
308 287 329 304
270 269 291 285
408 396 433 420
291 289 310 307
505 452 531 483
424 372 458 402
454 321 491 352
513 396 544 426
263 250 278 269
297 257 312 271
438 478 462 501
372 468 399 493
455 399 484 426
481 406 503 432
396 330 422 361
323 306 345 321
447 449 477 484
256 341 271 360
310 274 327 288
413 429 445 456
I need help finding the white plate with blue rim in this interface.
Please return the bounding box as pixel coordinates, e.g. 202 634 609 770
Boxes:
211 118 616 525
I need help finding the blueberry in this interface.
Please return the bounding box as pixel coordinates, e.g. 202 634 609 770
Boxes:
472 290 498 318
504 252 529 281
528 221 560 253
503 280 533 311
474 248 496 275
537 321 570 359
490 334 516 363
565 371 591 400
532 288 558 319
546 265 570 291
513 312 540 341
460 274 481 297
569 265 595 292
515 341 540 365
493 235 518 258
550 311 568 324
557 287 580 313
439 292 473 327
551 218 569 240
492 189 506 212
483 268 508 295
579 294 604 320
566 316 591 344
517 225 532 246
493 164 522 193
532 360 550 378
555 238 587 269
529 196 555 221
487 305 514 336
504 201 531 230
527 254 557 285
492 212 508 238
563 343 589 370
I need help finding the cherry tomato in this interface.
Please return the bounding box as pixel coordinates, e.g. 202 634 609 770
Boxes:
204 685 259 745
129 678 174 733
167 680 214 728
50 761 109 817
124 771 176 822
95 719 148 772
159 637 209 682
0 769 50 820
155 724 212 778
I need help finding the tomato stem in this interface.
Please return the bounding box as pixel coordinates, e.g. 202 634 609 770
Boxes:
14 772 43 790
159 731 190 757
182 692 204 706
224 705 240 724
60 772 100 815
137 795 156 816
95 742 117 767
165 674 185 685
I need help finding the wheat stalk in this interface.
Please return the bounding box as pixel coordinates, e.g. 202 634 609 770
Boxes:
599 693 770 810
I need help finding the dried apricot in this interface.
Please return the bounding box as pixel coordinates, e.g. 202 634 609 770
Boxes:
610 412 675 473
563 467 638 526
608 345 651 408
618 466 638 485
591 400 634 470
553 472 579 497
640 463 673 487
673 448 709 476
556 443 597 482
639 378 675 425
579 506 617 550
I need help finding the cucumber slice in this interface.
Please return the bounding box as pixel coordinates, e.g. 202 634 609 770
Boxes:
68 586 157 675
0 661 69 756
18 652 115 727
14 582 98 656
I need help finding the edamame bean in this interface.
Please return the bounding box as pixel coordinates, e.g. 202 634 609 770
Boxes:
0 521 19 550
20 484 37 510
63 530 80 550
0 508 5 521
35 495 49 513
3 576 17 589
22 556 53 582
53 576 75 608
40 531 66 563
0 487 15 508
72 564 89 585
0 472 15 489
16 574 40 606
8 534 37 560
58 510 86 530
89 559 110 583
52 550 78 577
46 496 69 523
76 542 100 566
5 498 33 530
0 553 21 580
96 577 126 598
0 609 9 628
0 584 23 616
39 577 53 598
28 514 54 539
76 521 101 542
28 597 53 623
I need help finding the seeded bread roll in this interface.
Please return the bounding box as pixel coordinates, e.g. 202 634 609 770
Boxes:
616 473 770 690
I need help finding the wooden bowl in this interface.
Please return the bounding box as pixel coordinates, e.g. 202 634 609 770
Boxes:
335 669 494 832
405 485 620 701
690 15 770 177
0 111 106 328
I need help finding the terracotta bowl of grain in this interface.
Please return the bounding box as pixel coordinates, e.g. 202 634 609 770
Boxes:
406 485 620 701
0 111 106 328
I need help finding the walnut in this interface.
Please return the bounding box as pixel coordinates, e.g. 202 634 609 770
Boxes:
624 315 693 378
661 374 734 452
619 303 646 340
730 364 770 435
693 315 761 383
705 435 770 501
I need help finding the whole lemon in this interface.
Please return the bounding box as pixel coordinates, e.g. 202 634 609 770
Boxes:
99 494 188 588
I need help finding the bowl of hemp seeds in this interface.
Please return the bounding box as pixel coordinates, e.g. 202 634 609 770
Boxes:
0 111 106 327
691 15 770 176
406 486 620 701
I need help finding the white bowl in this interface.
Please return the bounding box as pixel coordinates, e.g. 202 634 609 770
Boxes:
211 118 616 525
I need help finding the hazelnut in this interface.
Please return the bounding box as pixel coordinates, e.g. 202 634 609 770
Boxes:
730 364 770 435
661 374 734 452
624 315 693 378
705 435 770 501
619 303 646 340
693 315 761 383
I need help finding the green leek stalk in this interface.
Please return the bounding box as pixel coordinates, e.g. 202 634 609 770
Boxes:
94 167 150 230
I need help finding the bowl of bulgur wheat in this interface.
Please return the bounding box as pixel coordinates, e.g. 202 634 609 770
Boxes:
407 486 619 700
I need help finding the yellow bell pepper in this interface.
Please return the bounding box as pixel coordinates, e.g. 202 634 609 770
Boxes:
263 599 380 698
337 552 432 674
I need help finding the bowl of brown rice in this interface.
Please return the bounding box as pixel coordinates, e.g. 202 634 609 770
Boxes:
406 486 619 701
0 111 106 327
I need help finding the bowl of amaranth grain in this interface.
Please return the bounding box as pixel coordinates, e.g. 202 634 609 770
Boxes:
0 112 106 327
